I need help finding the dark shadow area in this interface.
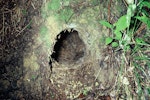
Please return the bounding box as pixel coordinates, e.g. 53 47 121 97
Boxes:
51 29 86 64
0 0 42 99
51 30 71 62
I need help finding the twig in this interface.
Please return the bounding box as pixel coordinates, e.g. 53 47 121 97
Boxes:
16 20 32 37
134 23 146 37
31 2 36 9
123 0 128 7
94 66 101 81
107 0 112 23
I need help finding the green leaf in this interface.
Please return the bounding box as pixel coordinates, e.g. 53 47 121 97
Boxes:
139 1 150 9
114 15 130 31
105 37 113 45
112 42 119 47
134 15 150 28
99 20 113 29
135 15 147 23
114 30 122 40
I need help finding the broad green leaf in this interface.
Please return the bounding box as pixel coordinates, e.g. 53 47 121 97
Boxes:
135 15 150 28
139 1 150 9
114 30 122 40
105 37 113 45
114 15 130 31
112 42 119 47
135 15 147 23
99 20 113 29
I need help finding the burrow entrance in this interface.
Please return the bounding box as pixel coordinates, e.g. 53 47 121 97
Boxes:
51 29 86 64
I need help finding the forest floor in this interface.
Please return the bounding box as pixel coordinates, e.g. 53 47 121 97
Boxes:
0 0 149 100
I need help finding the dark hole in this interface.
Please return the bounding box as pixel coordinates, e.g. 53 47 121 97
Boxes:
51 29 86 64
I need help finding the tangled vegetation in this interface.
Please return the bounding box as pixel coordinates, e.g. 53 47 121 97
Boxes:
100 0 150 99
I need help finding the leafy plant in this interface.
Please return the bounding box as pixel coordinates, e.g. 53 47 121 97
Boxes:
100 0 150 50
100 0 150 99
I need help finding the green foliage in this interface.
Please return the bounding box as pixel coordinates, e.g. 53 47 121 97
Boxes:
100 14 133 49
114 15 130 31
105 37 113 45
99 20 113 29
135 15 150 28
100 1 150 99
100 0 150 50
139 1 150 9
112 42 119 48
135 38 146 44
114 30 122 40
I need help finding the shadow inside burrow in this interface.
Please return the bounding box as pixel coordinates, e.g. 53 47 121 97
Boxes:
50 29 86 66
